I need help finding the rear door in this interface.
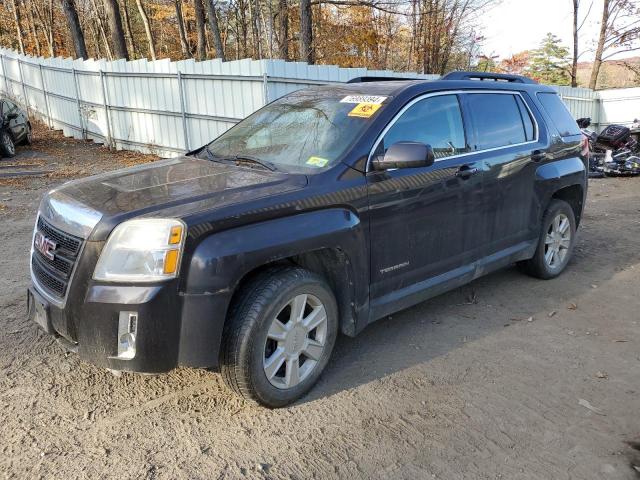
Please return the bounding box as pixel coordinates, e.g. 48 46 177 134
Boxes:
461 91 545 254
367 93 488 308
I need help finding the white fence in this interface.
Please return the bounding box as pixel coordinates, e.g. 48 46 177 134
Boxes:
0 48 636 157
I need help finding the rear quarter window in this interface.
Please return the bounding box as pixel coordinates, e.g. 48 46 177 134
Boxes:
536 92 580 137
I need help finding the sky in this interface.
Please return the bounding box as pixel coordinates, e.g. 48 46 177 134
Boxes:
478 0 634 61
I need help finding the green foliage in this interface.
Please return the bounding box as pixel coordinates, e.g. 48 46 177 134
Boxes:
526 33 571 85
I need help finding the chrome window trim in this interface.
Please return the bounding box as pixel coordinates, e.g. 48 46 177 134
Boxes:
366 89 540 172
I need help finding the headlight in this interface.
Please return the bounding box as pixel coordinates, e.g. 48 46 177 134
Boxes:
93 218 186 282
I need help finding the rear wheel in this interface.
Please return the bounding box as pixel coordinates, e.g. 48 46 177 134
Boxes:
0 130 15 158
221 267 338 408
518 199 576 279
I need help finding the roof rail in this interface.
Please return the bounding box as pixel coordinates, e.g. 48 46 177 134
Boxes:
442 71 537 84
346 76 417 83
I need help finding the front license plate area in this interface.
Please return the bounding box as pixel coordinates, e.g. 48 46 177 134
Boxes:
27 288 54 335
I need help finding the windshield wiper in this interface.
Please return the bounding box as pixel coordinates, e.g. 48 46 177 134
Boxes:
205 148 277 171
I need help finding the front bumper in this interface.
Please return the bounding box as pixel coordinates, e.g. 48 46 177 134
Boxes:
28 280 230 373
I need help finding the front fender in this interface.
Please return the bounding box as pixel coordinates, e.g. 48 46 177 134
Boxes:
184 208 365 294
176 208 367 367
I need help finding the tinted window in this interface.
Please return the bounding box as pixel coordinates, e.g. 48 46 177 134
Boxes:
380 95 467 159
537 92 580 137
516 95 535 141
466 93 527 150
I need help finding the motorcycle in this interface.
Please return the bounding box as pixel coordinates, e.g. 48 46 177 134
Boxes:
577 117 640 177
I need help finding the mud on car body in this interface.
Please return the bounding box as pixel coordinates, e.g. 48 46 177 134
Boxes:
27 71 587 407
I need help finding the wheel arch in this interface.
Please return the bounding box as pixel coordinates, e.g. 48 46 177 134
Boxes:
177 208 369 368
228 247 359 337
551 183 584 225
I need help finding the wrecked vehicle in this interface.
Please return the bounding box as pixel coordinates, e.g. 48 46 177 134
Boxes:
28 71 587 407
1 97 32 158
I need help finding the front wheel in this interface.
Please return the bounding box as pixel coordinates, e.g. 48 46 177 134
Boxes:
0 130 16 158
518 199 576 279
221 267 338 408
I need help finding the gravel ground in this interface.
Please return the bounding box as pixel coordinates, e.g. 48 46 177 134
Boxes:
1 123 639 479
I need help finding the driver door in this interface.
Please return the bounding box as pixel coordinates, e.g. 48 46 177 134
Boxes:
366 94 488 315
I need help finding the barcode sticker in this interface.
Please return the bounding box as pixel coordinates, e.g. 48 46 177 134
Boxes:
340 95 387 104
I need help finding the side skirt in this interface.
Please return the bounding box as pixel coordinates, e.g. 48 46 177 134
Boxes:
368 240 537 323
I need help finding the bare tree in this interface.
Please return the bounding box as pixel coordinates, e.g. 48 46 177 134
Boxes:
589 0 640 89
193 0 207 60
174 0 191 58
10 0 26 54
91 0 114 59
25 0 42 56
32 0 56 57
299 0 313 63
120 0 137 58
204 0 226 60
277 0 289 59
103 0 129 59
571 0 593 87
61 0 88 59
135 0 157 59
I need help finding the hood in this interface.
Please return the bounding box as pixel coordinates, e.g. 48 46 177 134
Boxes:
41 157 307 238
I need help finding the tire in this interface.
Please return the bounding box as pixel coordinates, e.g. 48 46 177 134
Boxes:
518 199 577 279
0 130 16 158
221 267 338 408
22 123 33 145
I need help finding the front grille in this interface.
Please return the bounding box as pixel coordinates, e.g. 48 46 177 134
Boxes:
31 217 84 299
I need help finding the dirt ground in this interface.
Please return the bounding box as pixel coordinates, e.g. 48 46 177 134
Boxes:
0 123 639 479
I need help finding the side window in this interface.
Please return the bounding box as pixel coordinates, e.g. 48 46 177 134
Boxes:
536 92 580 137
4 100 16 113
380 95 467 160
466 93 528 150
515 95 535 141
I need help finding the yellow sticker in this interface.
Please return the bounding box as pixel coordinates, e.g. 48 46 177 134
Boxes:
306 156 329 167
348 102 382 118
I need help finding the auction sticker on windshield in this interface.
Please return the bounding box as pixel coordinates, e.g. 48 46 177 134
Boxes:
306 156 329 167
348 103 382 118
340 95 387 104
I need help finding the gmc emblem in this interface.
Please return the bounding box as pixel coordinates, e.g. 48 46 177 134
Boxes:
34 231 57 261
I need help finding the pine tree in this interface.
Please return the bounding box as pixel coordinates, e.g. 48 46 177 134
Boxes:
526 33 571 85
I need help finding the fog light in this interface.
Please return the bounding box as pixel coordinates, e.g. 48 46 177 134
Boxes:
109 311 138 360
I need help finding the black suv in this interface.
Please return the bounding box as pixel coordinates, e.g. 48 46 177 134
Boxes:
27 72 587 407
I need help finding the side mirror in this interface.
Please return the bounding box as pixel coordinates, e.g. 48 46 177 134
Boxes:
372 142 435 171
6 113 18 120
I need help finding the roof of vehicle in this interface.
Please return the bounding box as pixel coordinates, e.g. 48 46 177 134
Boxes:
302 75 557 98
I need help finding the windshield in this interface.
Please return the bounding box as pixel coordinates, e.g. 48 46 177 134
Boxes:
205 89 390 173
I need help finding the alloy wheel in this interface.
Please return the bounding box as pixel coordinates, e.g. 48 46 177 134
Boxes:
544 213 571 269
263 293 328 389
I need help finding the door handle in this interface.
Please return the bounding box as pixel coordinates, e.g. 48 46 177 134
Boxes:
455 165 479 178
531 150 546 162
